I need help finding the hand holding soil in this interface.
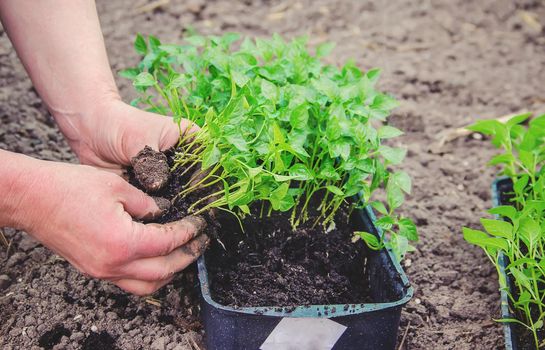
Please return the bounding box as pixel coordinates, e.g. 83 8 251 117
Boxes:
0 0 207 296
66 100 199 175
0 150 208 296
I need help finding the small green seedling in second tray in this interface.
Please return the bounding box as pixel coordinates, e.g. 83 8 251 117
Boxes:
464 113 545 348
121 32 418 262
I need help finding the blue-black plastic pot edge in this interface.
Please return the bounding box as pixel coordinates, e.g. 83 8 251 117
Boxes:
492 177 517 350
197 207 414 318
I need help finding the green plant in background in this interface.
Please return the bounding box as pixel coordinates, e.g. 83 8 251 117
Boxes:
464 113 545 348
121 32 418 261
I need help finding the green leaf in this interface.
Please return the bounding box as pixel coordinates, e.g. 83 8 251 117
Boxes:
519 217 541 247
378 125 404 139
270 183 294 211
261 79 278 102
186 35 206 47
271 182 289 199
290 105 309 130
148 35 162 52
387 184 404 210
376 216 394 230
365 68 381 85
389 233 409 262
316 42 335 58
506 113 531 128
355 158 375 173
370 201 388 215
278 195 295 211
529 114 545 129
273 174 296 182
489 206 517 221
119 68 141 80
480 218 513 240
467 120 501 135
318 163 341 181
326 185 344 196
379 145 406 165
510 268 532 292
463 228 489 247
330 140 351 160
370 94 398 112
201 144 221 169
168 75 188 89
225 133 248 152
356 231 381 250
514 175 529 196
313 77 338 99
398 218 418 241
134 72 156 87
231 70 250 87
239 204 250 214
488 153 515 166
519 150 535 173
390 171 412 194
135 33 148 55
288 164 313 180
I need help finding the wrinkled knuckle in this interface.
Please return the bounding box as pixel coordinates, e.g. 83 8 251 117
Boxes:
87 263 110 280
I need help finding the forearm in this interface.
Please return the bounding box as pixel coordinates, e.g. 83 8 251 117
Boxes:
0 0 119 146
0 150 46 230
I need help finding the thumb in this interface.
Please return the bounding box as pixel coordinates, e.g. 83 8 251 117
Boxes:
130 107 201 154
118 180 169 220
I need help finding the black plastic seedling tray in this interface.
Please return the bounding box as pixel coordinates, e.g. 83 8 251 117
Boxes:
492 177 517 350
197 206 414 350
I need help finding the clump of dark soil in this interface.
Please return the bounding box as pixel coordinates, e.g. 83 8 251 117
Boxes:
81 331 118 350
38 324 71 349
131 145 170 192
129 146 210 225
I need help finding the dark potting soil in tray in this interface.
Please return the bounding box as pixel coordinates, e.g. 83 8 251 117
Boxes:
205 204 376 308
129 147 388 309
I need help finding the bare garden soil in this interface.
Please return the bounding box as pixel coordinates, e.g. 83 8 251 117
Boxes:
1 0 545 349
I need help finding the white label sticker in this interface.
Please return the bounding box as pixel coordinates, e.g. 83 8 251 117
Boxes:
260 318 347 350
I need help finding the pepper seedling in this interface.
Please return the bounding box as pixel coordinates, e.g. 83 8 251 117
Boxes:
464 113 545 348
121 32 418 261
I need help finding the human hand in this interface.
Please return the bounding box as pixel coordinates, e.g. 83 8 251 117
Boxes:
9 155 208 295
61 99 198 174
